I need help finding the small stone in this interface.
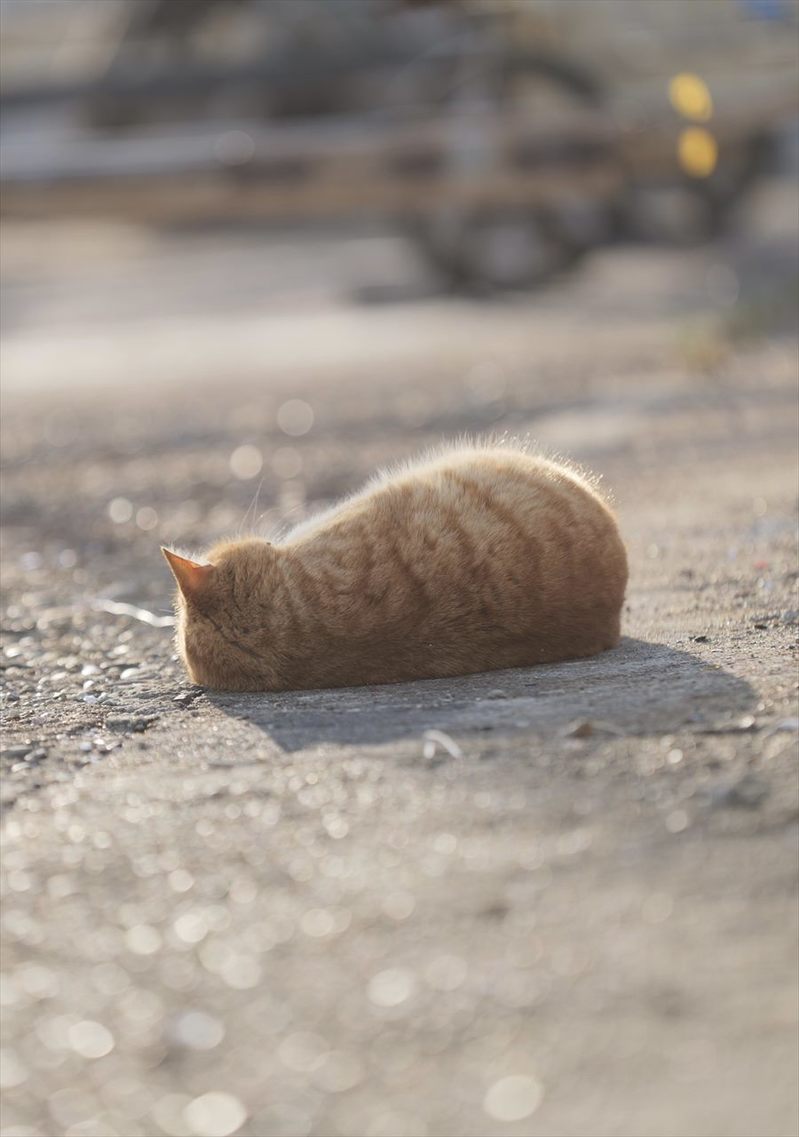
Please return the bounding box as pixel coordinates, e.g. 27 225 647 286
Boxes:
691 634 709 643
564 720 594 739
665 809 689 833
3 745 32 760
171 1010 225 1051
68 1019 115 1059
106 714 157 733
183 1091 247 1137
422 730 463 761
368 967 416 1007
484 1075 544 1122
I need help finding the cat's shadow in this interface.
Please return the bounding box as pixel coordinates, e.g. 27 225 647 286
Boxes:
206 637 756 755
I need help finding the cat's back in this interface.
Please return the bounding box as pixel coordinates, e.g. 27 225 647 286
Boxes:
387 444 607 516
284 444 625 607
286 445 611 542
325 445 617 549
276 444 625 677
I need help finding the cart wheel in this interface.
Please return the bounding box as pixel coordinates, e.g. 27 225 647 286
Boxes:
619 130 775 246
411 49 616 292
415 206 589 293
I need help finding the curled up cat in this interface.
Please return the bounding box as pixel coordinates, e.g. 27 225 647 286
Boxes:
163 442 628 692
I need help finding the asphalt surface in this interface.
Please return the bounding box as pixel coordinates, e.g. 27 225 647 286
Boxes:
1 181 798 1137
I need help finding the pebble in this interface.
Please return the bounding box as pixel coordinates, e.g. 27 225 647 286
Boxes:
106 714 158 733
484 1075 544 1122
422 730 463 761
3 745 32 760
183 1092 247 1137
564 720 594 739
171 1010 225 1051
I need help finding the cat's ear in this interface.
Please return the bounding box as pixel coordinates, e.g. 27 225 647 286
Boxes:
162 548 215 603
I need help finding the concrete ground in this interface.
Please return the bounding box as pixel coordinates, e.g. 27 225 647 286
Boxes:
1 180 798 1137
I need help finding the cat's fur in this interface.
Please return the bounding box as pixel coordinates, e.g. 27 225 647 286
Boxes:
164 443 627 692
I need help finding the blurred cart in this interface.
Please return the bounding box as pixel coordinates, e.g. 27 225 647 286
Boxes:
0 0 794 291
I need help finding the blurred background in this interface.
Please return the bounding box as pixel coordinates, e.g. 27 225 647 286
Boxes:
2 0 797 277
1 4 798 1137
1 0 797 562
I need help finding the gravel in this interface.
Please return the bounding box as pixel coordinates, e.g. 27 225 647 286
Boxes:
1 189 798 1136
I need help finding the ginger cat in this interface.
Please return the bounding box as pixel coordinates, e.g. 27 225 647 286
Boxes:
163 443 627 692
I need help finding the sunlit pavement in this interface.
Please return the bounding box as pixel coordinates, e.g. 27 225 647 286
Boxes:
1 181 797 1137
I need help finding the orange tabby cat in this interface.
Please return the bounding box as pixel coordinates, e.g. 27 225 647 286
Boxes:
163 443 627 691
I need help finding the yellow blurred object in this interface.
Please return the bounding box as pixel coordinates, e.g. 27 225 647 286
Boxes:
677 127 719 178
668 73 714 122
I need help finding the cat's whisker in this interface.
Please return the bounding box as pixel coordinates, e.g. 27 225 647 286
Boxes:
91 599 176 628
238 476 265 537
252 509 273 537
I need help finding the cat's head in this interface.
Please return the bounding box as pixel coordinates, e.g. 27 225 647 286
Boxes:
162 540 278 691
